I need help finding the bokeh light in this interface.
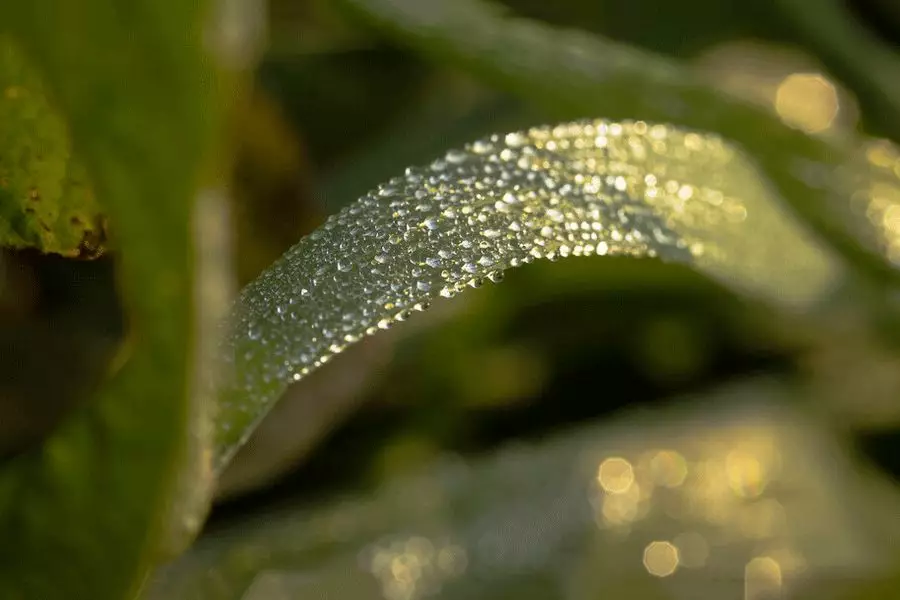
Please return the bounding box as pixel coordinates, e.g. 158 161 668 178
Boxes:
774 73 839 134
598 457 635 494
642 540 680 577
744 556 783 600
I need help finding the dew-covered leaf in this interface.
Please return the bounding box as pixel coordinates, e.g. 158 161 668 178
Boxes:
335 0 900 284
216 333 395 500
0 37 105 256
832 138 900 272
148 380 900 600
0 1 228 598
215 120 839 469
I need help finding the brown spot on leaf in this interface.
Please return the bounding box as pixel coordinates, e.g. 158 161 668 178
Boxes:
77 224 107 260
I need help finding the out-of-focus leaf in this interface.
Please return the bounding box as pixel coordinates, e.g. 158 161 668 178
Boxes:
0 37 105 257
335 0 900 285
495 0 900 143
499 0 797 58
835 138 900 272
692 40 861 137
215 119 839 471
0 1 228 598
318 77 544 212
774 0 900 142
266 0 372 57
258 46 429 172
802 305 900 428
232 87 319 285
145 380 900 600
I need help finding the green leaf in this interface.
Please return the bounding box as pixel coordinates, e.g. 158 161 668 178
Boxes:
0 37 105 256
334 0 900 285
774 0 900 143
0 1 226 598
149 380 900 600
214 119 840 470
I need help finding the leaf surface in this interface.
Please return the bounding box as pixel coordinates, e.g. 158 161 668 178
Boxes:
152 380 900 600
0 37 104 256
336 0 900 283
216 119 839 468
0 2 224 598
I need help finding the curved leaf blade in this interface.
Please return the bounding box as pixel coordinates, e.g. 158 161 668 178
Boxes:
774 0 900 143
335 0 900 285
215 119 839 468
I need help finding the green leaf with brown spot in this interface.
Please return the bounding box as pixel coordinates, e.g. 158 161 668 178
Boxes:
0 37 105 257
0 1 233 598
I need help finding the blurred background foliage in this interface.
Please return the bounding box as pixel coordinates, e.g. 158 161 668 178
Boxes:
3 0 900 598
220 0 900 506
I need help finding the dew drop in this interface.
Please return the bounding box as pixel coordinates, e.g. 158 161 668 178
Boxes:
446 149 467 164
472 139 494 154
505 132 528 147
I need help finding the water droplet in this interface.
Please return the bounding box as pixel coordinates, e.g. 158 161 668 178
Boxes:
472 139 494 154
505 132 528 147
446 149 467 164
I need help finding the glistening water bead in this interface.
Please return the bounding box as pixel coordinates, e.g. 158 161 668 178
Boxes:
215 120 838 468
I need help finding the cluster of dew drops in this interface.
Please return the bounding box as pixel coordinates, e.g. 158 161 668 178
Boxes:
218 120 700 446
